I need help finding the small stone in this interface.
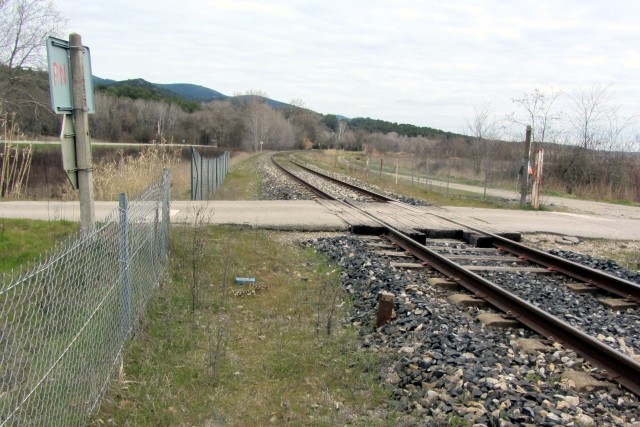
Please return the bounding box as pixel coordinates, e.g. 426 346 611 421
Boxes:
564 395 579 407
400 346 414 354
574 414 595 426
386 371 401 384
485 378 499 388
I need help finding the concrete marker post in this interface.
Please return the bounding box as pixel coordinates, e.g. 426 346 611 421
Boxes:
69 33 95 231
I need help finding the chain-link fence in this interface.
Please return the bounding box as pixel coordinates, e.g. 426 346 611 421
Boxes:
191 148 229 200
1 169 171 426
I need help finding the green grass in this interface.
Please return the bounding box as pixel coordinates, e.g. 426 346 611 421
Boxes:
91 225 406 426
0 218 79 272
211 154 262 200
292 151 515 209
605 199 640 207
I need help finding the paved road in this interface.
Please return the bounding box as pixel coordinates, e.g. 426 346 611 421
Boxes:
338 156 640 220
2 150 638 239
2 199 639 240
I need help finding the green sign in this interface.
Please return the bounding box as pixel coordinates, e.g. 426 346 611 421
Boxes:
46 36 95 114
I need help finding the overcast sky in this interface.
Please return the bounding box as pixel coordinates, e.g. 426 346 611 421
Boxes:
54 0 640 135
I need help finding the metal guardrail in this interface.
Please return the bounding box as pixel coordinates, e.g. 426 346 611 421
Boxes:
190 148 229 200
0 170 171 426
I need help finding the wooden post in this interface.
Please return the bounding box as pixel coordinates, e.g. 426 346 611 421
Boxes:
395 156 398 185
532 149 545 209
379 159 383 179
411 157 414 187
376 291 395 327
425 158 429 191
69 33 95 231
519 125 532 207
446 158 451 197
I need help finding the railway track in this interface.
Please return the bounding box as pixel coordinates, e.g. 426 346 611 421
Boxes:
272 154 391 202
271 153 640 396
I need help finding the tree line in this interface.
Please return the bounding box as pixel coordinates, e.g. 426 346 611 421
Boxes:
1 0 638 202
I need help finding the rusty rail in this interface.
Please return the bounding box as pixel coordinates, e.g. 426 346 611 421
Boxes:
273 155 640 395
382 227 640 395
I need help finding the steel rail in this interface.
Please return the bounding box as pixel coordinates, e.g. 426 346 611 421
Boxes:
286 157 394 203
272 156 640 394
289 157 640 303
271 154 335 200
428 214 640 303
380 225 640 396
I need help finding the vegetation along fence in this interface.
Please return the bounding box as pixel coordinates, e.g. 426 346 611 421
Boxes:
190 148 229 200
0 170 171 426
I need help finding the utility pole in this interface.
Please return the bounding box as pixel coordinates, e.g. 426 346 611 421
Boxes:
69 33 95 231
519 125 532 206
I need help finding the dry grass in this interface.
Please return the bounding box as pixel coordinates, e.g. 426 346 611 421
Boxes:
93 144 190 200
92 226 400 426
295 150 512 208
0 110 33 199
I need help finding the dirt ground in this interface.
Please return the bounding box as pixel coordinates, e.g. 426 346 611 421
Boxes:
522 233 640 270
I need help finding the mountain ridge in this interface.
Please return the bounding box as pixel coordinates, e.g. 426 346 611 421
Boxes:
91 76 458 138
92 76 292 110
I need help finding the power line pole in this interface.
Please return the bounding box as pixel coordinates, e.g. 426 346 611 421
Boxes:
69 33 95 231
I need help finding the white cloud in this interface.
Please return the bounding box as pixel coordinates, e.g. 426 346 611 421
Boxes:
54 0 640 133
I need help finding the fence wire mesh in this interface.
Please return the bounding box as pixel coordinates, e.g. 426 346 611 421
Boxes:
0 170 171 426
191 148 229 200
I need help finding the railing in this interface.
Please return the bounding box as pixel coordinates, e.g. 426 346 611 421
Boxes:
0 169 171 426
190 148 229 200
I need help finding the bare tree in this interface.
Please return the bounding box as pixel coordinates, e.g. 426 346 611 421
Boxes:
0 0 65 70
237 90 272 151
336 119 347 147
465 102 497 175
557 85 638 196
569 85 616 150
508 87 563 147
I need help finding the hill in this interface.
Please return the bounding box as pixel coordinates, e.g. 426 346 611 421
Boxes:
92 76 293 112
91 76 456 138
154 83 228 102
94 78 201 112
349 117 461 139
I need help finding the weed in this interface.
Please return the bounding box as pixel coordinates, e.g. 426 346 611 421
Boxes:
93 143 185 200
207 236 232 383
448 415 471 427
0 111 33 198
91 227 397 426
525 371 542 382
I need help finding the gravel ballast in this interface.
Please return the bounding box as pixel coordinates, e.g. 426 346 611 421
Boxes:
307 235 640 426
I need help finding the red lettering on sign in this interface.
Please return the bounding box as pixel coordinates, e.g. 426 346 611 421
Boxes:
52 63 67 86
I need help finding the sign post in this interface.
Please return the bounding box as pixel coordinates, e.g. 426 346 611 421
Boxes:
519 125 532 207
46 33 95 231
60 114 78 189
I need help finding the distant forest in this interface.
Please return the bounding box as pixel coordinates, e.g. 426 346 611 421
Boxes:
348 117 458 139
1 66 461 149
2 66 639 203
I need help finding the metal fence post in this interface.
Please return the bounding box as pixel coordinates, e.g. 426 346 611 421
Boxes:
118 193 132 336
190 146 195 200
162 168 170 258
214 156 219 190
1 173 172 425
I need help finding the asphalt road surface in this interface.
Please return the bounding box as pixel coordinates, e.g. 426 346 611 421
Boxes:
1 199 639 240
